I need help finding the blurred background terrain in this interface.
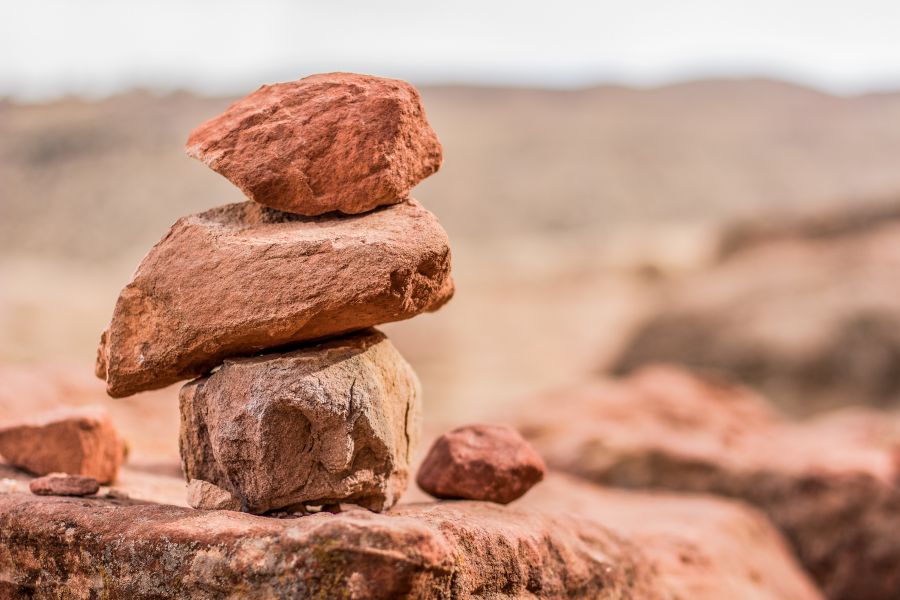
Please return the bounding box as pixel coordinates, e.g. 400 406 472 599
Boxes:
4 79 900 460
4 0 900 464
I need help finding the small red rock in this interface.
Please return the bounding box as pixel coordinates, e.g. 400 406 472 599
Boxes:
416 424 546 504
29 473 100 497
186 72 442 216
0 406 126 483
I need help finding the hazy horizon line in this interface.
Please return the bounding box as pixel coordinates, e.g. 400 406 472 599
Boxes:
5 67 900 104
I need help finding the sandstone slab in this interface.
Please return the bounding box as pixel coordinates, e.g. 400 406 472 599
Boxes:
29 473 99 497
520 473 823 600
0 468 822 599
417 424 545 504
0 406 125 483
0 492 655 599
180 330 421 514
520 365 900 600
186 72 442 216
96 199 453 397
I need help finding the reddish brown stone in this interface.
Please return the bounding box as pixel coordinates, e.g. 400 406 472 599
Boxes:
180 330 421 514
519 365 900 600
416 424 546 504
29 473 99 497
520 474 823 600
186 72 442 216
96 199 453 397
0 406 125 484
0 468 824 599
0 492 656 599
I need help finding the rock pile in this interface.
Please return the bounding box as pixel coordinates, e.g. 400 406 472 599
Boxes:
96 72 452 514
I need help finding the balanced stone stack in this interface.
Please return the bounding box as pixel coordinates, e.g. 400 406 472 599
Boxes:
96 72 453 513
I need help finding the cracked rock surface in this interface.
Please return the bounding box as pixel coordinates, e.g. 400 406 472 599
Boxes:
96 199 453 397
186 72 443 216
0 492 653 600
180 329 421 514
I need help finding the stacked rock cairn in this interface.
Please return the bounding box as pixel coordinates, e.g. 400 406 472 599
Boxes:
96 73 453 514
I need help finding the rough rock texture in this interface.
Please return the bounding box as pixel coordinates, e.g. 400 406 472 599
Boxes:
416 424 546 504
519 474 823 600
96 199 453 397
612 220 900 414
0 469 824 600
0 493 659 600
180 330 421 514
519 365 900 600
186 72 442 216
0 406 126 483
186 479 240 511
29 473 99 497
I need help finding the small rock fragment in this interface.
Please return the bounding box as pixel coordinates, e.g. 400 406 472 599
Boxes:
186 479 242 511
103 488 130 500
180 329 421 514
96 199 453 397
0 406 126 483
0 478 27 494
29 473 99 497
416 424 546 504
186 72 442 216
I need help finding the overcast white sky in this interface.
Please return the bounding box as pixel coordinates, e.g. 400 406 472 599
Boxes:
3 0 900 99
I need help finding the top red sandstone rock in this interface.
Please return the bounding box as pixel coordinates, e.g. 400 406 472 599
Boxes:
186 72 443 216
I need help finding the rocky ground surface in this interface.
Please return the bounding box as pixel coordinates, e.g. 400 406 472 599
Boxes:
0 464 821 599
0 363 822 598
613 208 900 414
520 366 900 600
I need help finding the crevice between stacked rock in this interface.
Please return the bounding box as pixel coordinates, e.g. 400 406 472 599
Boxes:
95 72 450 514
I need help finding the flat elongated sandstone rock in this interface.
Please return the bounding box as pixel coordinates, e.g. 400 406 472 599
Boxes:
0 406 125 484
180 330 421 514
186 72 442 216
520 365 900 600
0 472 822 599
96 199 453 397
0 493 654 599
417 424 546 503
29 473 99 497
